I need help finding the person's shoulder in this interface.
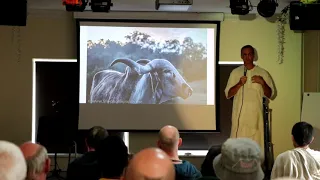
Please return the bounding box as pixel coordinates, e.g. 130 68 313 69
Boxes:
230 65 244 75
275 149 294 161
69 151 98 166
175 160 202 179
255 65 270 74
233 65 244 71
175 160 198 171
255 66 273 78
183 160 201 172
181 160 196 165
306 148 320 160
307 148 320 154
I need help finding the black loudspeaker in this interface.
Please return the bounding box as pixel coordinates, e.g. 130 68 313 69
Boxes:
37 114 76 153
0 0 27 26
289 1 320 30
35 62 79 153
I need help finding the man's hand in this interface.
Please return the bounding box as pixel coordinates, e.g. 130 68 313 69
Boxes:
252 75 265 85
238 76 247 86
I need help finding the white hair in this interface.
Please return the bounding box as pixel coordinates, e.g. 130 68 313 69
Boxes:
0 141 27 180
25 146 48 180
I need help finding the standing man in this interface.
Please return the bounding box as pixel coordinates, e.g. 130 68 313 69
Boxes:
224 45 275 158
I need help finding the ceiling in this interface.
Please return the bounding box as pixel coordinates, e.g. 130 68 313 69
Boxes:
28 0 293 13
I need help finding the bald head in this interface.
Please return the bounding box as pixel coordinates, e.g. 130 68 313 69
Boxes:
0 140 26 180
124 148 175 180
20 142 42 158
158 125 181 152
20 142 50 180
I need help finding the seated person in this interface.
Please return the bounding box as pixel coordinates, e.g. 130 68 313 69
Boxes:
123 147 175 180
213 138 264 180
66 126 108 180
157 125 202 180
0 140 27 180
271 121 320 179
201 145 221 177
97 135 128 180
20 142 50 180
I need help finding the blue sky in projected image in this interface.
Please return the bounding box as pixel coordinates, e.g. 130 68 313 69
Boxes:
86 26 208 48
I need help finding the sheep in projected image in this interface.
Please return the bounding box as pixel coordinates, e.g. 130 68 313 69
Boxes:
89 58 193 104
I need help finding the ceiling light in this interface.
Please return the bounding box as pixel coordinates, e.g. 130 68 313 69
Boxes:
257 0 278 18
63 0 87 12
229 0 251 15
155 0 192 11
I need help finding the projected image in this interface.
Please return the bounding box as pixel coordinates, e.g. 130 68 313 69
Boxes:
84 26 212 105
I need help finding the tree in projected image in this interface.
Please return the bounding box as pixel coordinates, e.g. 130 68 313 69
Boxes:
86 31 208 104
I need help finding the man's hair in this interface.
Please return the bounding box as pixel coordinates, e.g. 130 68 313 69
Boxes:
0 141 27 180
241 45 255 55
291 121 314 147
97 135 128 178
25 146 48 180
86 126 108 149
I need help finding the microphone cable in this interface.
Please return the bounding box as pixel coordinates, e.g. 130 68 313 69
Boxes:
236 67 247 137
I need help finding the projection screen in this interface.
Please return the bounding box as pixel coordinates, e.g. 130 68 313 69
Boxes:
78 20 218 131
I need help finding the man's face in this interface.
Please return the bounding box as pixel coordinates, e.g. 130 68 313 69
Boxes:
241 48 254 65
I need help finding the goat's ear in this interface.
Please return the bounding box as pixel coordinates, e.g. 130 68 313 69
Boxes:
128 74 150 104
125 66 139 75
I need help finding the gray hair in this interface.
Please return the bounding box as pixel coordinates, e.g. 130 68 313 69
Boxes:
0 141 27 180
25 146 48 180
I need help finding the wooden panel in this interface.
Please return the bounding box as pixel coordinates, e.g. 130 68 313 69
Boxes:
303 31 320 92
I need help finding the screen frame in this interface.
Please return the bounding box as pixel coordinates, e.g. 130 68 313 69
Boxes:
76 19 221 132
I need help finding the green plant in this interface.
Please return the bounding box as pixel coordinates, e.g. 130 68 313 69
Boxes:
276 5 289 64
300 0 318 4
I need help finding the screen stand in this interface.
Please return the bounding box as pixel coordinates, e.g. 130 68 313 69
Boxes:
47 152 65 180
263 97 273 180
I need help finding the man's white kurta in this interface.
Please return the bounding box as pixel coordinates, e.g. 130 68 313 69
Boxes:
225 65 275 157
271 148 320 180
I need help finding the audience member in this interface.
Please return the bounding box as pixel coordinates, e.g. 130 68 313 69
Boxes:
213 138 264 180
20 142 50 180
123 147 175 180
66 126 108 180
271 121 320 179
0 140 27 180
157 125 202 180
97 135 129 180
200 145 221 177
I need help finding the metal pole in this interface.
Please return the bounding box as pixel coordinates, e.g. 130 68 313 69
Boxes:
263 97 272 179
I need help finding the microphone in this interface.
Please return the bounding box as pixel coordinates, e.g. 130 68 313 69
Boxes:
244 67 247 76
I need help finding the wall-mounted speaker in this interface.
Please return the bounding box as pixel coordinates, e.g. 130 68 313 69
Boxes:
289 1 320 30
0 0 27 26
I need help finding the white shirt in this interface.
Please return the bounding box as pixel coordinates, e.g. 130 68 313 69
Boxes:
224 65 275 158
271 147 320 180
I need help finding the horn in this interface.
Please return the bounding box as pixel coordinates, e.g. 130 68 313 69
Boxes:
136 59 151 65
110 58 152 74
146 59 171 70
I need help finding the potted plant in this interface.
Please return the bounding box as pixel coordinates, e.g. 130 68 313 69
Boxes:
276 5 289 64
276 0 319 64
